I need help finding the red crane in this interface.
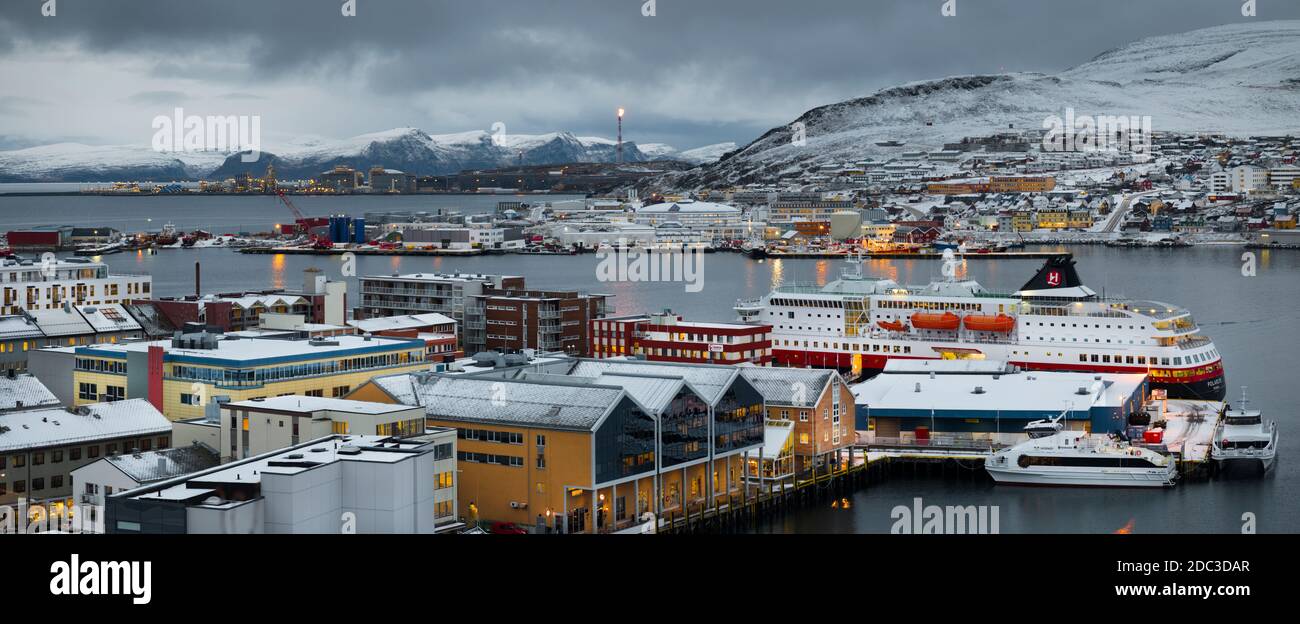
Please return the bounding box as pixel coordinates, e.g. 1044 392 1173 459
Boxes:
275 189 329 234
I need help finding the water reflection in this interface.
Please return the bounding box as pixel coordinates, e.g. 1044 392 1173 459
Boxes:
768 259 784 289
271 254 286 289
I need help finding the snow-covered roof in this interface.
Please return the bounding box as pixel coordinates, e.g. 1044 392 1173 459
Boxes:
227 395 421 416
76 304 143 333
26 307 94 337
409 375 625 432
636 200 740 214
75 334 422 365
566 359 739 405
348 313 456 333
0 399 170 453
0 316 41 340
0 373 61 411
585 373 690 414
739 367 835 407
852 371 1146 416
95 444 221 485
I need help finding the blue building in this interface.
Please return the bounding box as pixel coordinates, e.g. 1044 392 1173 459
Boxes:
852 364 1148 438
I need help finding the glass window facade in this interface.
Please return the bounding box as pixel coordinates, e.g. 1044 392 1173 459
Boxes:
713 381 765 453
593 397 656 484
658 389 711 468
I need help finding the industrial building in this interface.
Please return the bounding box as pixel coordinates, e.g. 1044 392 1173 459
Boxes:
851 361 1148 439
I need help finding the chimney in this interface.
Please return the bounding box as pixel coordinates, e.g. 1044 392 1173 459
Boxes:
195 261 201 298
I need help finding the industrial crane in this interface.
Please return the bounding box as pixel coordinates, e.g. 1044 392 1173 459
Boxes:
275 189 333 248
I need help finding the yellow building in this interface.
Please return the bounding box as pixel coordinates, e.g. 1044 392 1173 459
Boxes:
1036 210 1069 230
69 331 428 421
1011 212 1035 232
351 358 766 534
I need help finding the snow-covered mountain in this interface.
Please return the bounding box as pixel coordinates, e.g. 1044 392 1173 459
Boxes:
211 128 659 180
665 21 1300 189
0 127 729 183
0 142 228 183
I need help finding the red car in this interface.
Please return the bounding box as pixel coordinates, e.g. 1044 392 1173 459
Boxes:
489 522 527 535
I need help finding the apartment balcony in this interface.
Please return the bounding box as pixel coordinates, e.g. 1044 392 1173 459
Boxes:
537 309 562 320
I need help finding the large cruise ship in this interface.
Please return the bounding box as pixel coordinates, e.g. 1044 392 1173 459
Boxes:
736 254 1226 400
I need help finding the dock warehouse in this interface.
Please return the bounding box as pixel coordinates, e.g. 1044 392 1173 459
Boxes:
851 362 1147 440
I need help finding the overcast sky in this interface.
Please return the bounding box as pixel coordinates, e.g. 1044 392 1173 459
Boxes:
0 0 1295 152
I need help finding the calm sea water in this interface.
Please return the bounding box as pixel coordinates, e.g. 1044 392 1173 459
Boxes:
1 195 1296 533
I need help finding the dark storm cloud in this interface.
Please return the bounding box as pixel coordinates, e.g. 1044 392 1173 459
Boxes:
1 0 1296 147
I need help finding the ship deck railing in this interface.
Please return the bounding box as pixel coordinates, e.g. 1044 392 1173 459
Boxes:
860 434 1010 456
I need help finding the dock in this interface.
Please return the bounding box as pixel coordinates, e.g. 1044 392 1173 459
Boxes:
240 246 485 257
759 250 1066 260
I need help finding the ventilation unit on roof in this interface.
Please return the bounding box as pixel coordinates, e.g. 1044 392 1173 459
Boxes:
972 386 986 394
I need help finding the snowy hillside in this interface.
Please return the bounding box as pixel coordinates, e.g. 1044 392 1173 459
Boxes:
666 21 1300 189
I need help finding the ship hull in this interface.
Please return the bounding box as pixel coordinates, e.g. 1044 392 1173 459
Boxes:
985 465 1177 488
772 348 1227 400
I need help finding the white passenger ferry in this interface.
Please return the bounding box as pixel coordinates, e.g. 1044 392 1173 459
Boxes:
985 417 1178 488
1211 388 1278 471
736 254 1225 400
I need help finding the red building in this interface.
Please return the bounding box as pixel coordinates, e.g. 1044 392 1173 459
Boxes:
589 311 772 365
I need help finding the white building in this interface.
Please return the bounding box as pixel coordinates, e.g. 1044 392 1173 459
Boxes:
105 430 458 534
0 257 152 316
69 444 221 531
634 199 744 238
173 395 430 462
1226 165 1270 194
1269 165 1300 191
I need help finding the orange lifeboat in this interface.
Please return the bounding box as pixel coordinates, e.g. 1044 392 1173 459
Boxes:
963 314 1016 333
877 319 907 332
910 312 961 331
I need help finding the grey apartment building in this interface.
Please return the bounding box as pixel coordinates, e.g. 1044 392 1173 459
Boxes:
358 273 524 350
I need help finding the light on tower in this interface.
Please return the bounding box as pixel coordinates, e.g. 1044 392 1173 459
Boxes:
618 108 625 118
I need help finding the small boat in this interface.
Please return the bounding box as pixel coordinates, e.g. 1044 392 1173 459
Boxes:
910 312 960 331
877 319 908 332
985 414 1178 488
963 314 1016 333
1211 387 1277 472
155 223 179 246
74 242 124 256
